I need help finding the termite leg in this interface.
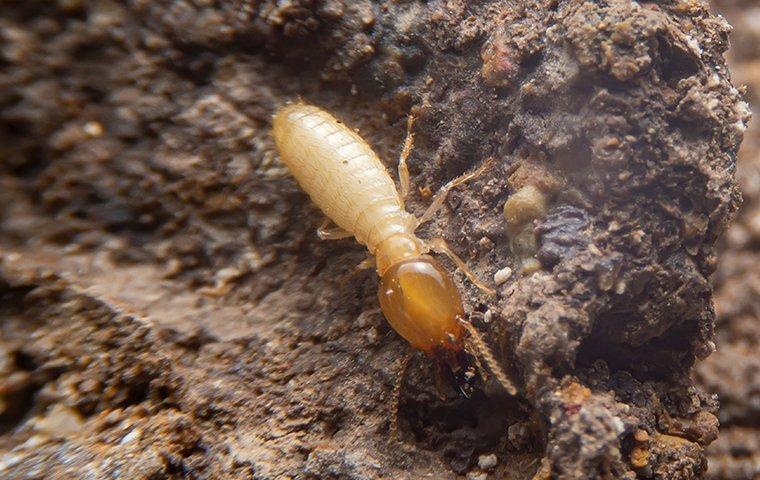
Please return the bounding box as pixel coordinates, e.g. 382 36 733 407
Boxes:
397 114 416 208
427 237 497 297
317 218 353 240
416 157 496 228
389 352 412 443
458 318 517 396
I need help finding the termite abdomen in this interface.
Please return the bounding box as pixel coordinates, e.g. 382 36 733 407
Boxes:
272 104 414 253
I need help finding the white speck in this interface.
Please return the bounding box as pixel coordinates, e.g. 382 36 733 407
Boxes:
478 453 498 470
611 416 626 435
732 120 748 134
685 36 702 56
83 121 104 137
735 100 751 120
120 428 141 445
493 267 513 285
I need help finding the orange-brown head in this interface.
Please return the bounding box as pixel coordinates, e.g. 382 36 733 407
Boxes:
378 255 476 396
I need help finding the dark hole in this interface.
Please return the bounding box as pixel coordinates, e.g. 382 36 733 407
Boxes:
657 35 700 84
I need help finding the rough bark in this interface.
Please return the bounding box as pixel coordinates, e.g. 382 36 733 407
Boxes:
0 1 748 479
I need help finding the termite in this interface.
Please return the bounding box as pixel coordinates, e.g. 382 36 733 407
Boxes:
272 103 515 398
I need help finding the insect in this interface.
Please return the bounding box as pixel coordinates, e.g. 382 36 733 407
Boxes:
272 103 515 398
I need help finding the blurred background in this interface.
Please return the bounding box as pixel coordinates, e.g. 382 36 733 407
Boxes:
699 1 759 478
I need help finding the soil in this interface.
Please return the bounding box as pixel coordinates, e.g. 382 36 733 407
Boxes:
0 1 752 479
697 1 760 479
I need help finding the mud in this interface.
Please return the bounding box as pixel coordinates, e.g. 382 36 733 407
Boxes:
0 1 749 479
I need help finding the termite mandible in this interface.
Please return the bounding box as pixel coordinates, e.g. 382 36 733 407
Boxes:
272 103 515 398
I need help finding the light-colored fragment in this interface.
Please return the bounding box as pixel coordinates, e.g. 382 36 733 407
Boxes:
478 453 498 470
493 267 513 285
35 404 85 438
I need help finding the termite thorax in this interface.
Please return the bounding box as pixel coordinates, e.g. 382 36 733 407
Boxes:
374 233 424 275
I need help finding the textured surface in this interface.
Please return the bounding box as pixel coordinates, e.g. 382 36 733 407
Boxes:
272 104 413 253
698 1 760 479
0 1 749 479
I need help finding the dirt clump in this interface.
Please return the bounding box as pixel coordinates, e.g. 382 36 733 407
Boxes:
0 1 748 478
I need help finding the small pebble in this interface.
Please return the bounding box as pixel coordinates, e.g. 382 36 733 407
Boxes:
83 121 104 137
520 258 541 274
120 428 142 445
493 267 512 285
479 236 495 250
478 453 498 470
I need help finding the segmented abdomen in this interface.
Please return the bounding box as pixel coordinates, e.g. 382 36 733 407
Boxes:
273 104 414 252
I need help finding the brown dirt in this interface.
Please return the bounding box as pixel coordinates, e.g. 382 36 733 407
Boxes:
698 1 760 479
0 1 750 479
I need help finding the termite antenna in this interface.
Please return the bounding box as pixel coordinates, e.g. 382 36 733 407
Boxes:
467 339 489 382
389 353 411 443
459 318 518 396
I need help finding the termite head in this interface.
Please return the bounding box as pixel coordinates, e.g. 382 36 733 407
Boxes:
378 255 477 397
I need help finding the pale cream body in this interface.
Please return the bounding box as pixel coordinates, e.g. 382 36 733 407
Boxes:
271 104 515 396
273 104 423 273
